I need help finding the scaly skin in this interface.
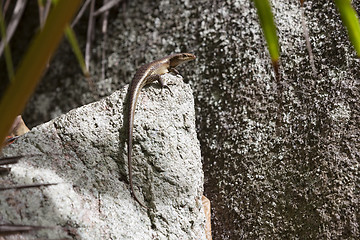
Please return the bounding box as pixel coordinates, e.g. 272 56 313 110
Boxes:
125 53 196 208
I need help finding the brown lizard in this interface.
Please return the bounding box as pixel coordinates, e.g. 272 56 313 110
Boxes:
125 53 196 208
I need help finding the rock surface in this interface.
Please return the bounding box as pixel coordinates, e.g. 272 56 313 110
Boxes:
0 74 206 240
2 0 359 239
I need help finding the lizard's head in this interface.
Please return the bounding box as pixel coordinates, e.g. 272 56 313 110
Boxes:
169 53 196 67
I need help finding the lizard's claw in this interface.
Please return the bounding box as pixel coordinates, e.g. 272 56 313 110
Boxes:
161 85 174 96
169 68 180 75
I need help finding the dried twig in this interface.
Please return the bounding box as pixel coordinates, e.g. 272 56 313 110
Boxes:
71 0 92 28
42 0 51 27
93 0 121 16
0 182 58 191
0 155 22 165
85 0 95 70
3 0 10 19
38 0 45 28
0 154 63 165
0 224 53 236
101 0 110 80
0 0 27 56
2 0 11 18
0 166 10 173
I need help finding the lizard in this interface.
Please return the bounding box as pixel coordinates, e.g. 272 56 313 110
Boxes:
125 53 196 208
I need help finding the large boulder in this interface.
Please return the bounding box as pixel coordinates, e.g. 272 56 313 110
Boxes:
1 74 206 240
